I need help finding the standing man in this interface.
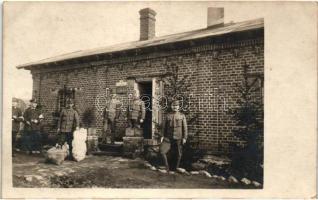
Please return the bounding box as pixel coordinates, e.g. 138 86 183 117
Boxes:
57 99 80 159
12 99 23 156
160 100 188 173
102 92 121 144
127 90 146 128
23 98 44 154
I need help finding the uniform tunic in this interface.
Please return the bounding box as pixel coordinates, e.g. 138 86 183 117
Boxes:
102 99 121 143
160 111 188 170
58 108 80 133
12 107 23 132
57 107 80 157
127 99 146 120
23 107 43 132
162 112 188 140
103 99 121 122
22 107 43 151
12 106 23 151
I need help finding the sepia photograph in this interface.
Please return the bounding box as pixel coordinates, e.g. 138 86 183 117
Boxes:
2 1 317 199
8 1 264 189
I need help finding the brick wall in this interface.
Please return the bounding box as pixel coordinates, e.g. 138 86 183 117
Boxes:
31 32 264 154
193 45 264 153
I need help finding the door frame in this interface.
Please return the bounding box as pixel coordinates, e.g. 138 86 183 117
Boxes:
127 77 163 143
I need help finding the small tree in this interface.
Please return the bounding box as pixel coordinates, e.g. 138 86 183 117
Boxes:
153 62 206 169
161 63 198 135
163 63 191 108
229 62 264 182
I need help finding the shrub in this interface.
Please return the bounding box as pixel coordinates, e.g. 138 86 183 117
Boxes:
82 107 96 128
229 62 263 182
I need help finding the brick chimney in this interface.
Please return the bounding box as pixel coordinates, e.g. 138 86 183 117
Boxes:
139 8 156 41
207 7 224 28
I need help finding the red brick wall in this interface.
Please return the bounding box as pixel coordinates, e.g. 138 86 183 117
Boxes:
31 34 264 153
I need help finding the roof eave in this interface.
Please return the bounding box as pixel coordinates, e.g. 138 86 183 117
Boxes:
17 22 264 70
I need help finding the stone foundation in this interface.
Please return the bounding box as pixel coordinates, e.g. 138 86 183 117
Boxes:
87 134 98 154
125 128 143 137
123 135 144 158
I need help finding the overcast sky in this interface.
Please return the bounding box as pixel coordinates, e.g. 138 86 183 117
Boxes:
4 1 266 99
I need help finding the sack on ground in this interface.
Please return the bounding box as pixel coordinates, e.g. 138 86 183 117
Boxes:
159 137 171 154
72 128 87 162
46 143 69 165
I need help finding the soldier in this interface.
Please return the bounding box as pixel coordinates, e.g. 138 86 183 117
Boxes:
127 90 146 128
23 98 44 154
102 92 121 144
12 98 23 156
57 99 80 159
159 100 188 173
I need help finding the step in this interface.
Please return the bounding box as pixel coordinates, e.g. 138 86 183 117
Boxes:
98 143 123 152
92 150 123 157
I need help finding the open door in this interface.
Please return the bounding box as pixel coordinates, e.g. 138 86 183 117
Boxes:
128 77 164 144
152 78 164 140
138 81 152 139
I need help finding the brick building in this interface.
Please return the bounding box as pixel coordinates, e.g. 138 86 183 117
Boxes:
17 7 264 154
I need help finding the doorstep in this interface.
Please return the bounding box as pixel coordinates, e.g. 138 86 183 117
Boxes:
143 139 158 146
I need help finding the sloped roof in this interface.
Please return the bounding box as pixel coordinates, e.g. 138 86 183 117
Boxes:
17 18 263 69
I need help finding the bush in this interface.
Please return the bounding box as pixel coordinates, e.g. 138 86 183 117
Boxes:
181 139 207 170
229 62 263 183
82 107 96 128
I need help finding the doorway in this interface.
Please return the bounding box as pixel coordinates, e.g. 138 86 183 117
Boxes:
138 82 152 139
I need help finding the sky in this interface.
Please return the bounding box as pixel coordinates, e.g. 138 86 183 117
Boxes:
4 1 266 100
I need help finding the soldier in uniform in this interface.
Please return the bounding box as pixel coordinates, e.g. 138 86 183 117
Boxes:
57 99 80 159
127 90 146 128
23 98 44 154
102 92 121 144
160 100 188 172
12 98 23 156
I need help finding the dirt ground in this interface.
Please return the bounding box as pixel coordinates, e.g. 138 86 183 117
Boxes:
13 152 253 188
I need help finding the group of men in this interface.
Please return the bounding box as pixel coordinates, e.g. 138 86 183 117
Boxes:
101 90 188 172
102 90 146 144
12 98 44 155
12 97 79 156
12 90 188 172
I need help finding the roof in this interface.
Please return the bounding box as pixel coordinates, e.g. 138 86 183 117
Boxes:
17 18 263 69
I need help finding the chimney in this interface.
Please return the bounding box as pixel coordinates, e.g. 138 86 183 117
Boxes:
207 7 224 28
139 8 156 41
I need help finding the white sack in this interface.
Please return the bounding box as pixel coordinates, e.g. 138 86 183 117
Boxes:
46 143 69 165
72 128 87 162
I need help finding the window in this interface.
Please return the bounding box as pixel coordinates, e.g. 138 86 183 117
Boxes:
57 85 76 111
247 73 264 102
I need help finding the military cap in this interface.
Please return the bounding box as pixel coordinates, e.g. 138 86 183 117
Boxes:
171 100 180 106
66 98 74 104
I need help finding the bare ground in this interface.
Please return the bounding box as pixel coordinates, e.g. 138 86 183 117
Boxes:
13 152 254 188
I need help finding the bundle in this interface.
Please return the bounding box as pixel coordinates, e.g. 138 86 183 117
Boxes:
72 128 87 162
